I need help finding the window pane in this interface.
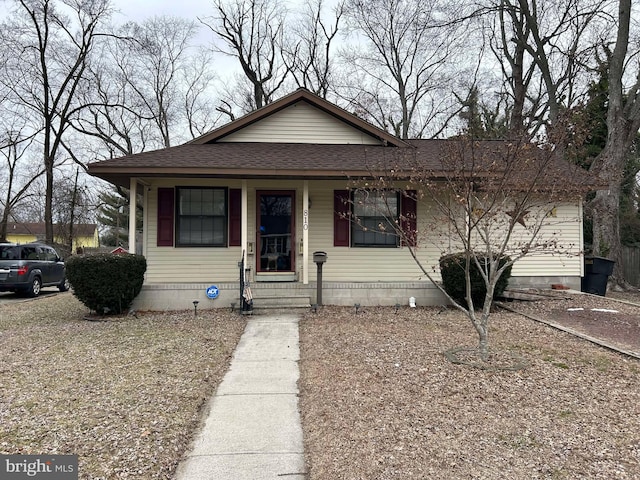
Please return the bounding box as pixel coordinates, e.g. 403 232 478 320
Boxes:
352 190 399 247
176 188 227 246
213 190 226 215
201 189 214 215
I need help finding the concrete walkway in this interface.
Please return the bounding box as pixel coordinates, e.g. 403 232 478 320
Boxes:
175 313 306 480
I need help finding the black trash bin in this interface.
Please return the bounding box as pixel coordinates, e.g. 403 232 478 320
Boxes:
581 256 615 296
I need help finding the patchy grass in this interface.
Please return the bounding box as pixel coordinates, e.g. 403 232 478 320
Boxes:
0 293 245 479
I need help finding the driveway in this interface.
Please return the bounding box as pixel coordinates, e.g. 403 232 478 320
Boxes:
0 290 67 304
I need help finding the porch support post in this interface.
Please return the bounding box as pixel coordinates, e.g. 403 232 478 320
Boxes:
128 178 137 254
141 183 148 258
303 180 309 284
241 180 248 257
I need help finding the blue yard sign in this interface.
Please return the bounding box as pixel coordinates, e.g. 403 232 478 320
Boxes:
206 285 219 299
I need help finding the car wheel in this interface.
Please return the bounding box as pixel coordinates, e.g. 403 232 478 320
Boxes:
27 276 42 297
59 277 70 292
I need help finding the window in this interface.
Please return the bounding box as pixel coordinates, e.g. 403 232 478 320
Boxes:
21 246 39 260
176 187 227 246
352 190 399 247
41 247 58 262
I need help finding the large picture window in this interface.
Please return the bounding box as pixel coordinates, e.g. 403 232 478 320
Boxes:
352 190 399 247
176 187 227 246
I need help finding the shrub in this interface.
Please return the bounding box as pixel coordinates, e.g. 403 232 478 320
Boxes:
66 254 147 314
439 252 512 309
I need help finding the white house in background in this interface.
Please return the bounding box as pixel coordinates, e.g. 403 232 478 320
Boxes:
88 89 588 311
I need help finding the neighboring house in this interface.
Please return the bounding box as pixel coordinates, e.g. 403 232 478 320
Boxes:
88 89 587 310
5 223 99 252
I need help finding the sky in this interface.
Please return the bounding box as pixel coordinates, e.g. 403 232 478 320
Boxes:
111 0 213 23
111 0 217 48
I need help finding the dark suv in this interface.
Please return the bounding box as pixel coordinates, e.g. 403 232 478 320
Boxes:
0 243 69 297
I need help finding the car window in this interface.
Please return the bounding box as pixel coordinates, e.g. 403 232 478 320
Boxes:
0 246 19 260
21 246 39 260
42 247 58 261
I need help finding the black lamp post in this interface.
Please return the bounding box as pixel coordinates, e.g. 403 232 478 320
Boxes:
313 251 327 306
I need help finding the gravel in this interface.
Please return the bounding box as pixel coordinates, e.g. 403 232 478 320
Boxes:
299 300 640 479
0 293 245 479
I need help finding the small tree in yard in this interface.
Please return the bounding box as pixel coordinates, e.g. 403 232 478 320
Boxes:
353 134 596 363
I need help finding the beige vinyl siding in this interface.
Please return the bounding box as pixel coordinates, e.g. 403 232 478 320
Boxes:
305 182 444 282
143 179 582 285
218 103 382 145
304 186 582 282
145 179 244 283
508 202 583 277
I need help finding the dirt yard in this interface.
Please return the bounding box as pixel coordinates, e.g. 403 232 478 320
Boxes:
298 299 640 479
0 294 245 479
3 290 640 479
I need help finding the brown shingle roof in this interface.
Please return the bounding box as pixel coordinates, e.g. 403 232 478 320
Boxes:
88 142 428 186
88 88 600 189
88 139 599 191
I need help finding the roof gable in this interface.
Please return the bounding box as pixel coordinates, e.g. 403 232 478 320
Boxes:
190 89 409 147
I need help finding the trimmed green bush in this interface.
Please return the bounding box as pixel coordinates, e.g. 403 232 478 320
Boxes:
66 254 147 314
439 252 512 309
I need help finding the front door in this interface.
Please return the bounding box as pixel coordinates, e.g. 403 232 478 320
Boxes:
257 191 295 273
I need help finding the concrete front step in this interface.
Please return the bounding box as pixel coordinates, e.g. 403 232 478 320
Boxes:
250 295 311 310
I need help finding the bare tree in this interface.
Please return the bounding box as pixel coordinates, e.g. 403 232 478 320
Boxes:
341 0 463 139
589 0 640 287
472 0 640 289
72 15 218 157
182 49 221 138
283 0 345 98
112 16 206 148
353 134 592 360
0 0 112 244
0 128 45 241
202 0 291 112
485 0 610 134
52 167 95 251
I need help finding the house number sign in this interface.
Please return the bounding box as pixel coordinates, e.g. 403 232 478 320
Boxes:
303 209 309 230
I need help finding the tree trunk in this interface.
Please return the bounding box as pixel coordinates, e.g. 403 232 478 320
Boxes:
44 154 54 245
0 209 8 242
474 319 489 360
590 127 630 288
591 186 624 285
1 163 13 241
589 0 640 289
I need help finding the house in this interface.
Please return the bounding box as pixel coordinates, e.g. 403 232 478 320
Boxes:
87 89 587 310
5 223 99 252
